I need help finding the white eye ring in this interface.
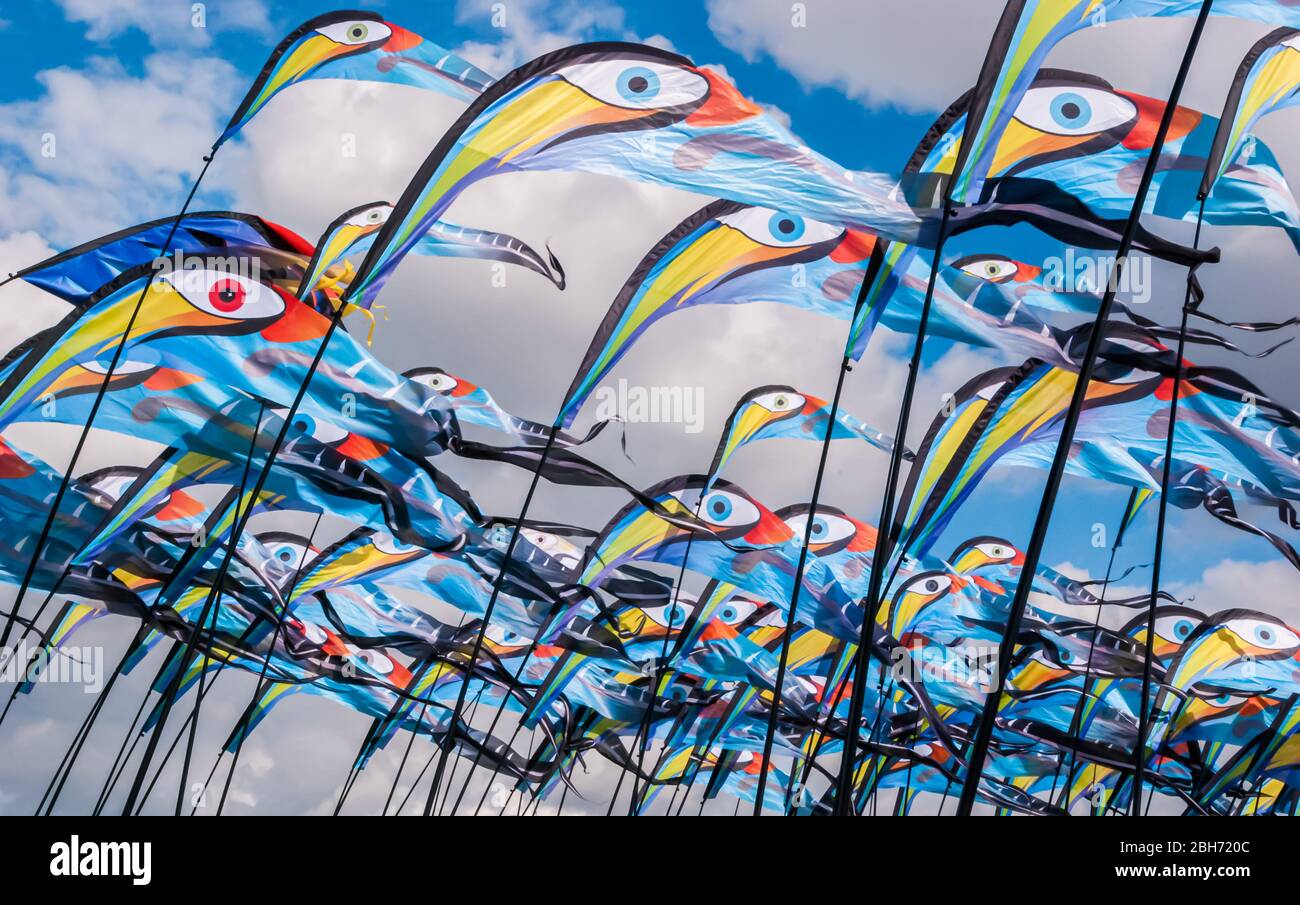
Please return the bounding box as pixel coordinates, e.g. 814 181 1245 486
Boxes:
974 542 1013 560
485 623 524 645
716 207 842 248
371 533 417 557
80 355 156 375
344 205 391 228
414 371 459 394
300 621 328 645
1153 614 1199 644
913 574 953 597
750 390 805 413
955 256 1020 282
698 490 761 529
553 58 710 110
641 601 693 628
715 599 758 624
157 268 284 321
785 512 856 547
1013 84 1136 137
1224 617 1300 651
357 649 394 674
315 20 391 46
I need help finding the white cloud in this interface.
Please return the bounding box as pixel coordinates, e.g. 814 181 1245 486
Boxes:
706 0 1004 113
0 53 239 246
55 0 271 47
453 0 674 75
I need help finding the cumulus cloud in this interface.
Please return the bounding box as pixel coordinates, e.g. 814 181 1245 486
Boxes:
0 52 239 245
55 0 271 47
706 0 1004 113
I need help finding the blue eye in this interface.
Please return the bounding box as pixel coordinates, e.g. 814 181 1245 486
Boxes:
810 517 828 539
705 493 733 521
291 414 315 435
768 212 805 242
1050 92 1092 130
1174 620 1192 639
719 605 737 621
617 66 659 102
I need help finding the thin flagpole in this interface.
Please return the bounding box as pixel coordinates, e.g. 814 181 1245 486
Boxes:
834 206 954 815
956 0 1217 815
0 154 216 654
121 310 348 814
215 507 325 815
1130 196 1207 817
422 424 561 813
1046 489 1139 809
753 349 854 814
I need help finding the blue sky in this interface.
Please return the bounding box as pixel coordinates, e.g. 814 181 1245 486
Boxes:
0 0 1297 813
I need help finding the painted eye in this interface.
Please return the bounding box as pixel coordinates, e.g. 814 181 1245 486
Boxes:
356 649 394 675
974 541 1014 561
716 599 759 624
80 350 158 375
910 574 953 597
643 602 692 628
954 255 1020 283
750 390 805 413
372 533 417 557
264 539 309 569
521 529 557 551
1154 614 1199 643
345 205 391 228
159 269 284 321
554 59 709 110
300 621 328 645
1014 85 1136 136
716 207 842 248
698 490 759 528
1224 617 1300 651
88 471 138 502
413 371 459 394
785 512 856 546
316 20 391 46
485 623 523 646
285 411 348 444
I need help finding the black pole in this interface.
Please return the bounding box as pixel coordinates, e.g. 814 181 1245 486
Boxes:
422 424 560 814
1130 199 1206 817
121 309 347 814
955 0 1216 815
0 155 217 654
752 351 854 814
834 206 953 815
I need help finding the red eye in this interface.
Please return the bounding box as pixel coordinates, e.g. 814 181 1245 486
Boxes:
208 278 246 313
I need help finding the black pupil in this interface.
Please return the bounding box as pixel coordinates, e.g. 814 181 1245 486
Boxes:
1061 102 1081 120
295 420 308 432
1261 629 1273 641
218 288 237 302
777 218 795 234
711 501 725 515
628 75 649 93
350 27 365 38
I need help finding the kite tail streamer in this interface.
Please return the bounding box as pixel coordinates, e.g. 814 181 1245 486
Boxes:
835 210 953 815
956 0 1217 816
1131 197 1207 816
0 153 216 654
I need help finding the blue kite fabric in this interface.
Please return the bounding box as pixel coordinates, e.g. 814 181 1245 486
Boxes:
5 4 1300 820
